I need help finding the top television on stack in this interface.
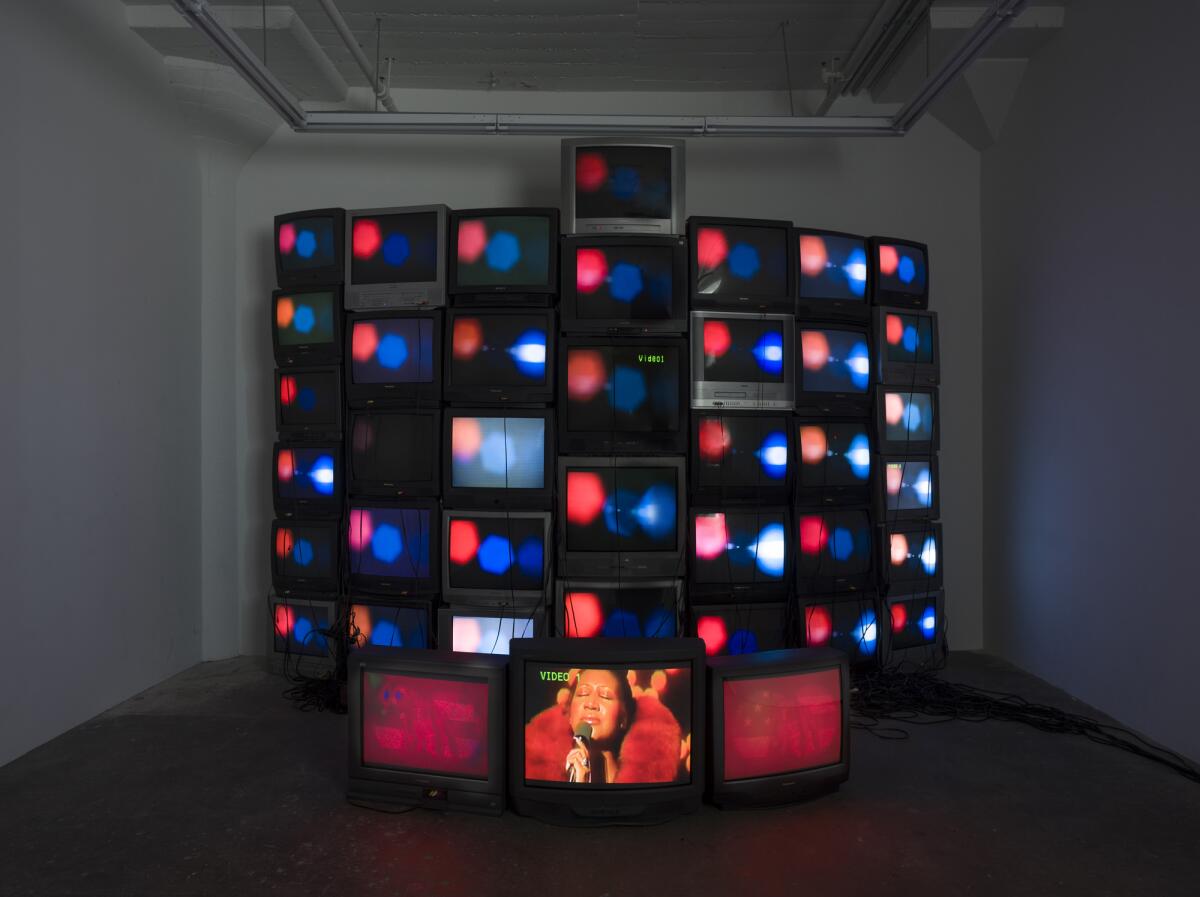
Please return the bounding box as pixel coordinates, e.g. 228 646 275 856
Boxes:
345 204 449 310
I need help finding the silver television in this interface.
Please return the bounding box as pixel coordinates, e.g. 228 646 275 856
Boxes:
561 138 685 235
690 310 795 411
344 204 448 310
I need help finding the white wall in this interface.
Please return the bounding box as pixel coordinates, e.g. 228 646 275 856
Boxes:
983 0 1200 760
0 0 203 766
234 116 984 656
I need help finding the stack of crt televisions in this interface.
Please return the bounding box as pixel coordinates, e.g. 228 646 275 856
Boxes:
556 138 690 647
869 238 943 664
270 208 347 674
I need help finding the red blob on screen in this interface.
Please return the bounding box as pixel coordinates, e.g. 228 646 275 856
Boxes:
274 604 294 637
567 350 608 401
885 392 905 426
448 519 480 565
697 419 731 461
703 320 732 357
722 669 842 781
457 219 487 264
351 322 379 362
886 463 904 496
697 616 729 656
566 471 607 525
695 513 729 560
361 673 491 779
798 235 828 277
801 330 831 371
890 532 909 566
890 603 908 633
347 509 373 552
452 417 483 462
696 228 729 270
798 515 829 556
276 450 295 483
885 314 905 346
275 527 294 560
806 606 832 646
798 425 828 465
276 296 295 329
878 244 899 276
563 592 603 638
575 152 608 192
452 318 484 360
576 248 608 293
352 219 382 260
278 223 296 255
279 375 297 407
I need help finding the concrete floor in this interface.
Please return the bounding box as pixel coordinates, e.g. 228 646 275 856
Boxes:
1 653 1197 897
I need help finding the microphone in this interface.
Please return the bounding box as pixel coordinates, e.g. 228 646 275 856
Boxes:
568 722 593 783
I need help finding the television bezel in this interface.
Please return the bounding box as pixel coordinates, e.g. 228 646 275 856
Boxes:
707 647 850 808
447 207 561 305
875 385 940 454
687 505 792 599
347 408 442 498
875 307 940 387
561 138 685 235
689 409 795 502
437 605 548 654
507 636 706 826
793 505 875 595
347 597 436 651
879 519 944 593
271 285 345 366
348 647 508 816
793 227 872 322
274 207 345 288
557 454 688 580
441 509 552 606
442 407 555 510
793 417 874 508
344 309 443 409
344 204 449 310
346 498 441 596
690 310 796 411
271 441 343 519
560 233 689 335
558 334 690 455
274 365 344 440
868 235 929 310
270 519 340 597
687 216 796 314
554 578 685 639
883 589 944 660
794 320 874 416
443 308 557 405
876 453 941 521
269 595 337 674
688 601 794 654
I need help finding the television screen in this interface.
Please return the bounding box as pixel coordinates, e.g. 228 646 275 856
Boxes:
796 420 872 502
275 208 343 287
446 412 549 502
349 601 433 650
690 218 793 313
692 603 790 656
795 508 873 592
271 598 334 660
275 367 341 438
346 312 440 407
347 502 438 594
803 599 880 660
887 592 942 652
690 312 795 411
273 443 341 517
691 412 792 499
558 581 681 638
560 338 686 453
795 229 869 313
798 325 871 395
881 456 938 517
690 509 790 593
451 209 557 300
445 311 553 404
871 237 928 308
565 140 683 233
439 607 542 655
349 410 439 497
346 206 448 309
444 511 550 603
879 388 937 453
882 521 942 590
273 288 341 365
271 520 339 595
565 237 686 332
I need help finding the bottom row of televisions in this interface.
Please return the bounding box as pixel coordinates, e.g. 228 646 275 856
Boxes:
347 638 850 823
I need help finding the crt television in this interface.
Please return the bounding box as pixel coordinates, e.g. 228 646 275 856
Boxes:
885 590 944 660
562 138 685 235
272 442 341 519
449 207 559 306
275 366 342 440
794 418 873 507
876 308 940 387
691 602 793 656
688 217 794 314
345 310 441 408
561 234 688 335
877 387 939 454
880 519 943 593
444 309 555 405
348 409 440 498
438 606 545 656
348 600 433 650
274 208 345 287
345 204 448 310
802 595 881 664
443 509 552 606
795 507 874 595
690 411 792 501
508 637 705 825
556 579 682 639
690 311 795 411
348 648 507 815
793 228 870 321
271 519 339 597
707 648 850 808
272 286 343 366
878 455 939 521
443 408 554 509
270 597 336 675
869 236 929 309
795 323 873 416
689 507 790 599
347 500 439 596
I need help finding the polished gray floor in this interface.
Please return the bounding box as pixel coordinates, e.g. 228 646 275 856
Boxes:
2 652 1197 897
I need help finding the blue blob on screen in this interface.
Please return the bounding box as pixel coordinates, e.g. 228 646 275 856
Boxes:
517 537 544 579
753 330 785 376
847 434 872 480
635 484 677 541
920 607 937 639
477 535 512 576
292 539 314 567
480 431 515 476
383 233 410 267
309 455 336 496
753 523 787 577
757 431 789 480
855 611 878 655
486 231 520 272
729 629 759 655
902 325 920 353
845 247 868 297
604 490 640 537
603 609 641 637
921 537 938 575
903 401 923 433
376 333 409 370
609 262 644 302
846 340 870 390
296 387 317 412
913 467 934 507
728 243 761 280
295 230 317 259
508 329 547 379
371 524 403 563
613 365 647 414
829 527 855 561
611 166 641 200
898 256 916 285
293 615 326 650
370 619 402 647
292 305 315 334
644 607 676 637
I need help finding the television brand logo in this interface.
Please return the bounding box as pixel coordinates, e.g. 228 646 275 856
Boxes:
539 671 570 682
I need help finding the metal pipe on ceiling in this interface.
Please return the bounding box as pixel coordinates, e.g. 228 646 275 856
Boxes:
314 0 399 113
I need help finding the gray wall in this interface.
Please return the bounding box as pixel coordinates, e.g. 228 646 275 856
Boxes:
0 1 202 766
234 119 985 656
983 0 1200 761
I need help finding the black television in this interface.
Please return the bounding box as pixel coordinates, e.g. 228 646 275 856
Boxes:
880 519 943 593
876 307 940 387
794 418 873 507
345 204 448 310
272 286 343 366
271 519 340 597
272 442 342 519
876 386 939 454
444 309 555 405
347 500 439 596
690 311 795 411
690 411 792 501
275 366 342 440
348 599 434 650
438 606 546 656
691 602 793 656
556 579 683 639
561 138 685 235
689 507 791 599
449 207 559 306
274 208 345 287
345 310 441 408
707 648 850 808
442 509 552 606
269 596 336 674
508 637 705 825
793 228 870 321
560 234 688 335
558 455 686 579
795 322 873 416
869 236 929 309
801 594 882 665
884 590 944 661
795 507 874 595
559 336 688 454
688 217 794 314
878 455 939 521
348 409 440 498
443 408 554 509
348 648 507 815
